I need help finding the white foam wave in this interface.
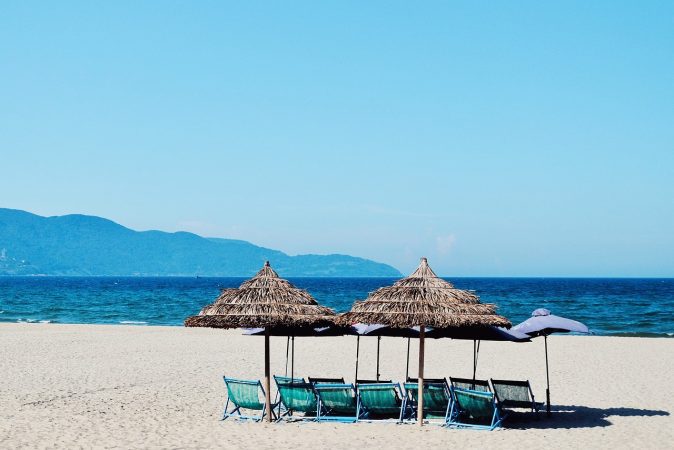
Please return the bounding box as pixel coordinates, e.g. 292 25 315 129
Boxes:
119 321 148 325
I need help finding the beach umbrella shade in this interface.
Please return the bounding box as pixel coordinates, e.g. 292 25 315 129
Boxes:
513 308 589 416
426 325 531 381
348 324 528 382
243 325 353 381
337 257 511 426
184 261 336 422
350 324 420 382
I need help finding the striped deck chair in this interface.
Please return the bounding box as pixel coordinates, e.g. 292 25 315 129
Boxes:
449 377 492 392
447 387 506 430
314 383 362 422
402 379 452 424
490 379 543 415
274 376 319 421
222 377 277 421
308 377 345 385
273 375 305 418
357 382 404 422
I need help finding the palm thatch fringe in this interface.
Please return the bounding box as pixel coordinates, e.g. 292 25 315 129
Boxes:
184 261 336 329
336 257 511 328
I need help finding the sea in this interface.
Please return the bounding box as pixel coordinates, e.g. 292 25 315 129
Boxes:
0 277 672 337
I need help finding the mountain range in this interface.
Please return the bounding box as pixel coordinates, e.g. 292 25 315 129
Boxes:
0 208 401 277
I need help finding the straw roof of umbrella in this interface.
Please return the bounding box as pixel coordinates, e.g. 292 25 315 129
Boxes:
336 257 511 329
184 261 336 329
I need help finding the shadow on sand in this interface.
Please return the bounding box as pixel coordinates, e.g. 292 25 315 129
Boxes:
506 405 670 430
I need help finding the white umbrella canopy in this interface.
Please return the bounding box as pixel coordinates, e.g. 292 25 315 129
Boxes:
513 308 589 336
513 308 590 416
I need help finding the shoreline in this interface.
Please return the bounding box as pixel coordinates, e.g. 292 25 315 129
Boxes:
2 323 673 448
3 320 673 338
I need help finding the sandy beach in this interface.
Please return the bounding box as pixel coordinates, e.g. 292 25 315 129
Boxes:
1 323 672 449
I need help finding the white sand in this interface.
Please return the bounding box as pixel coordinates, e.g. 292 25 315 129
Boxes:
1 323 672 449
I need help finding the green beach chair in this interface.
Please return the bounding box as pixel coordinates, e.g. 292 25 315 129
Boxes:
402 379 452 424
356 379 392 384
449 377 492 392
447 387 505 430
273 375 305 418
308 377 345 384
357 382 405 422
490 379 543 414
274 375 319 421
314 383 362 422
222 376 277 422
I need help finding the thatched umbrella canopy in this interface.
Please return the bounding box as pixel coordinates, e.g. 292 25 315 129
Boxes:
337 257 511 426
185 261 336 422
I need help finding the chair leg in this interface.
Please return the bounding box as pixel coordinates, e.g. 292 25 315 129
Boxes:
222 398 230 420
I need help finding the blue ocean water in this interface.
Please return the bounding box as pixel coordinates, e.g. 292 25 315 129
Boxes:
0 277 672 337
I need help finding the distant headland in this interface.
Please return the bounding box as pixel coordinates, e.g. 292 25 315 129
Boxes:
0 208 401 277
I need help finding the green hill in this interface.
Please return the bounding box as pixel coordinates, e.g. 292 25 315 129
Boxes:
0 208 401 277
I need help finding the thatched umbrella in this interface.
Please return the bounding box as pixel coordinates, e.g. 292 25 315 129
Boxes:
337 257 511 426
185 261 336 422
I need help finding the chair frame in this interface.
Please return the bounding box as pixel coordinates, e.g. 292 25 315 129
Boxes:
449 376 492 392
222 376 277 422
447 387 505 430
490 378 542 414
308 377 345 384
273 376 319 422
314 383 363 423
356 382 405 422
401 379 452 424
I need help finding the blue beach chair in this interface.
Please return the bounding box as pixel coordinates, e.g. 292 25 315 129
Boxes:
222 376 277 421
357 382 405 422
274 376 320 421
490 379 543 415
401 379 452 424
273 375 305 418
314 383 363 422
447 387 506 430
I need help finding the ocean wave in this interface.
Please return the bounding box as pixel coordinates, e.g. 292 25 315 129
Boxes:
608 331 674 338
16 318 54 324
119 320 148 325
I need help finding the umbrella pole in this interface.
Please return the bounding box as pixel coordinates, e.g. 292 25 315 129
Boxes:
264 328 272 423
418 325 425 427
405 337 410 381
472 339 476 383
284 336 290 376
376 336 381 381
291 335 295 381
472 340 481 385
355 335 360 382
545 335 551 417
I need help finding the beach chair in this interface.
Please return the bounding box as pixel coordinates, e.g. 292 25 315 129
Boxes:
490 379 542 414
273 375 305 417
314 383 362 422
402 379 452 424
222 377 276 421
357 382 405 422
308 377 345 384
447 387 505 430
274 375 319 421
449 377 492 392
356 379 392 384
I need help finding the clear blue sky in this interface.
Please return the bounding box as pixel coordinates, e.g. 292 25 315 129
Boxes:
1 1 673 276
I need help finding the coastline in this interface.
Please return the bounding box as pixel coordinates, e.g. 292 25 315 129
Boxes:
2 323 672 449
